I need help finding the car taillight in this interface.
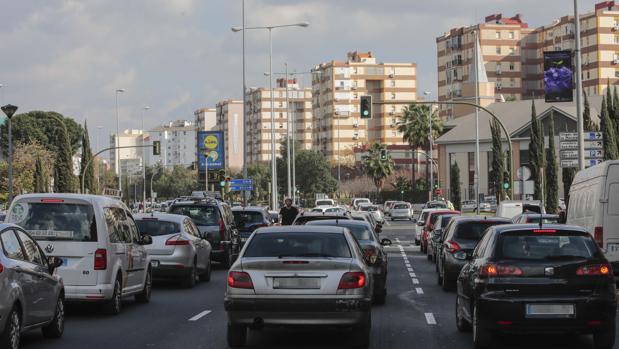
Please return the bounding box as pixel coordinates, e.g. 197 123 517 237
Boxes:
219 219 226 240
363 247 379 265
533 229 556 234
227 271 254 289
94 249 107 270
594 226 604 248
480 264 523 278
166 236 190 246
444 240 461 254
338 272 366 289
576 264 611 276
0 263 3 273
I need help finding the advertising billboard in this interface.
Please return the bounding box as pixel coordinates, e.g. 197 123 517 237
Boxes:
544 50 573 103
198 131 225 171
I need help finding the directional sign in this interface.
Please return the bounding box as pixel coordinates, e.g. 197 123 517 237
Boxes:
586 132 603 141
560 150 578 159
230 185 254 191
585 140 604 150
560 141 578 150
587 149 604 158
561 159 579 168
560 132 578 141
586 159 603 168
231 179 253 186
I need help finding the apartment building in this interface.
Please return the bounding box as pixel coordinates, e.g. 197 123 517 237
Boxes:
246 79 312 164
146 120 196 168
311 51 417 163
215 100 244 171
110 130 146 176
194 107 217 132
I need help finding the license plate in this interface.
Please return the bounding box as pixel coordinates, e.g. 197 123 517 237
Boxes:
526 304 575 318
150 260 160 267
273 277 321 289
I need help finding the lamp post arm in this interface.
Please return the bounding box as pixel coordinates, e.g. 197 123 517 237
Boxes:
81 145 153 194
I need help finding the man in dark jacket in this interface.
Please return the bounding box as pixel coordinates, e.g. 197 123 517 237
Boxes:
279 198 299 225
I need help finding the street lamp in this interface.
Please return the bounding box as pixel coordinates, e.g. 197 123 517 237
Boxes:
231 21 310 210
96 126 103 191
2 104 18 203
424 91 434 201
115 88 125 196
142 106 150 211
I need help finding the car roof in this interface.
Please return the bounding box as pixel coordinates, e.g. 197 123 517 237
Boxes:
492 224 588 234
305 219 372 227
428 210 460 215
134 213 188 223
232 206 267 212
254 225 349 234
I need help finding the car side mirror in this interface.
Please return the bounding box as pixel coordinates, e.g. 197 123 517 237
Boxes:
47 256 63 274
140 234 153 245
380 238 392 246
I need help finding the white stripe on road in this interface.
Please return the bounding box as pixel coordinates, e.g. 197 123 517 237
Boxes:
425 313 437 325
407 267 414 272
412 278 419 284
409 273 416 278
416 287 424 294
189 310 212 321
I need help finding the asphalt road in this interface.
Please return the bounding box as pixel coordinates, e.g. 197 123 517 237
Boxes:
20 220 619 349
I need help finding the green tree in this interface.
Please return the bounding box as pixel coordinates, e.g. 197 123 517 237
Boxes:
247 163 271 204
152 166 197 199
295 150 337 200
490 117 505 202
562 167 576 211
545 112 559 213
80 121 96 194
276 136 303 197
362 143 395 196
0 142 54 195
607 79 614 123
583 92 598 131
600 95 619 160
391 176 412 193
53 121 77 193
615 86 619 136
450 162 462 211
33 156 45 193
528 100 545 200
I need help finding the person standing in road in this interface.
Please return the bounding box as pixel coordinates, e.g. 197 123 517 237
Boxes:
279 198 299 225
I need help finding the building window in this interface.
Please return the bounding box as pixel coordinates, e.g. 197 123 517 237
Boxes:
510 78 515 87
495 31 501 39
509 63 515 71
496 46 501 55
587 71 591 79
508 31 515 39
391 93 396 99
615 71 619 78
509 47 515 55
496 80 502 90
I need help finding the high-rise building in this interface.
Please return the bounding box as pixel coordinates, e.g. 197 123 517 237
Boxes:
146 120 196 168
311 51 417 163
215 100 244 172
246 79 312 164
194 107 217 132
110 130 146 177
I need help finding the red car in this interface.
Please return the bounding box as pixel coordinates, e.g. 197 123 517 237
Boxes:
421 210 460 254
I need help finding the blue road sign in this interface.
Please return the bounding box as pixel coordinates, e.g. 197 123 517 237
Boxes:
230 186 254 191
586 132 603 141
231 179 253 186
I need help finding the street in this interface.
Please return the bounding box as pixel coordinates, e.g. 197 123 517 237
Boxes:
17 220 617 349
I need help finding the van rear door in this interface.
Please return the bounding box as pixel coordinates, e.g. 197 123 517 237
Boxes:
603 164 619 266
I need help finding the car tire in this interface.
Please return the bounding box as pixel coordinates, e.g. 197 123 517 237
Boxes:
0 307 21 349
593 320 616 349
472 303 492 349
183 263 198 289
352 312 371 348
200 260 212 282
103 277 122 315
135 269 152 303
42 296 65 338
441 265 454 291
227 323 247 347
455 295 471 332
437 267 443 286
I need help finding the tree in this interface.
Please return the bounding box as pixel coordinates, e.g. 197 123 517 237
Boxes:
450 162 462 211
363 143 395 196
607 79 614 124
562 167 576 211
247 163 271 204
0 141 54 195
276 136 303 198
391 176 412 194
528 100 545 200
33 156 46 193
398 103 442 192
490 118 506 202
545 111 559 213
53 122 77 193
152 166 197 199
600 95 619 160
80 121 96 194
583 92 598 131
295 150 337 200
614 86 619 136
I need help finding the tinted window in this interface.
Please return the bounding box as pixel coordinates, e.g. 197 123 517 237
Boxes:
1 230 25 260
136 219 180 236
454 221 509 241
393 204 409 209
233 211 265 226
306 222 372 241
499 231 596 260
244 232 352 258
10 202 97 242
17 230 44 265
525 215 560 224
104 208 130 243
437 215 457 229
316 200 333 206
360 206 378 212
170 205 220 226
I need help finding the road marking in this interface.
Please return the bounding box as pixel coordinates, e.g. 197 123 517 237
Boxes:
412 278 419 284
416 287 424 294
407 267 414 272
425 313 437 325
189 310 212 321
409 272 416 278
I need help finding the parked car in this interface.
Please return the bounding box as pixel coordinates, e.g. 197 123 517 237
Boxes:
292 211 353 225
169 199 239 267
421 210 460 254
496 200 545 219
358 204 385 224
437 216 511 291
428 213 459 262
415 208 441 246
7 194 153 315
460 200 477 212
390 202 413 221
224 226 373 347
0 223 65 348
231 206 272 247
306 219 392 304
512 213 560 224
456 224 617 349
134 213 212 288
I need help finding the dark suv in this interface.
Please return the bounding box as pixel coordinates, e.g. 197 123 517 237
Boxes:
169 199 239 267
231 206 272 248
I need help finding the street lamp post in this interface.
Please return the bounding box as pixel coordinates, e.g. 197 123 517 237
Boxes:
115 88 125 195
424 91 433 201
142 106 150 211
574 0 585 171
231 21 309 210
1 104 18 203
96 126 103 192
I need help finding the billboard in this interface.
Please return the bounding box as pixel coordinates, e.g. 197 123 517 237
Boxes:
544 50 573 103
197 131 225 171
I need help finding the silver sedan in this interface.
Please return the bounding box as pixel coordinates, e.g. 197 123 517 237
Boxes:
134 213 212 288
224 226 373 348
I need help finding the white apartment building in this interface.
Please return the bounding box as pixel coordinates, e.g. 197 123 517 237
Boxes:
110 130 146 177
146 120 196 168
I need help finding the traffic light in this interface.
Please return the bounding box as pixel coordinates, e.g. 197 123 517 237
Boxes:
360 95 372 119
153 141 161 156
380 149 387 160
502 171 510 190
433 181 439 189
502 181 510 190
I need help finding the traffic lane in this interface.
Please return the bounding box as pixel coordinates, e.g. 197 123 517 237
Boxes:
20 269 228 349
406 244 617 349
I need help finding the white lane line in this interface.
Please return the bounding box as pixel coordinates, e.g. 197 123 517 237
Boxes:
412 278 420 284
416 287 424 294
409 273 416 278
425 313 437 325
189 310 212 321
407 267 414 272
395 238 401 243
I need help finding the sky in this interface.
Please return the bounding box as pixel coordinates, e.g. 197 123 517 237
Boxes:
0 0 604 150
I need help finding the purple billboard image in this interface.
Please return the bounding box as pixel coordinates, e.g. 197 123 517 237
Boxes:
544 50 573 103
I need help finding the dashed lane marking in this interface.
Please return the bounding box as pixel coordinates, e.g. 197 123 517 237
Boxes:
412 278 419 284
407 267 414 272
416 288 424 295
189 310 212 321
409 273 416 278
425 313 437 325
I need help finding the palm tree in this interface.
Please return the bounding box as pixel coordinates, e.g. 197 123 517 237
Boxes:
398 103 443 190
363 143 395 198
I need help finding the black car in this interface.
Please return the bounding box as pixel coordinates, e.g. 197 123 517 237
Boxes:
232 206 272 247
428 213 459 263
305 219 392 305
456 224 617 349
437 216 511 291
169 199 240 267
291 211 353 225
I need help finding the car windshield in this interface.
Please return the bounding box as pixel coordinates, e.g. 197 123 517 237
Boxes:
393 204 409 209
499 231 596 260
454 221 508 241
244 232 352 258
232 211 264 226
306 222 372 241
9 202 97 242
525 215 559 224
169 205 220 226
135 219 180 236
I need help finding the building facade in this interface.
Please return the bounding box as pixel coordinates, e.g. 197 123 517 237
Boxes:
110 130 146 177
146 120 196 168
215 100 244 172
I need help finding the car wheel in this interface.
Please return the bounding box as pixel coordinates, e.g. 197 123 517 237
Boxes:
42 296 65 338
352 312 371 348
0 307 21 349
200 260 212 282
227 323 247 347
593 318 616 349
183 263 198 289
135 269 152 303
455 295 471 332
437 266 443 285
441 265 454 291
472 303 492 349
103 277 122 315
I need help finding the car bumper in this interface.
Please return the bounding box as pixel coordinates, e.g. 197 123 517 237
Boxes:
64 284 115 302
225 298 371 327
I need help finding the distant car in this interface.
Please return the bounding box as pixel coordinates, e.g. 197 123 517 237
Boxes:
225 226 373 347
511 213 560 225
231 206 272 247
310 206 346 214
291 211 353 225
496 200 544 219
383 200 398 216
423 201 448 209
428 213 459 263
390 202 413 221
352 198 371 210
315 199 336 207
460 200 476 212
422 210 460 254
358 204 385 224
456 224 617 349
0 223 65 348
415 208 442 245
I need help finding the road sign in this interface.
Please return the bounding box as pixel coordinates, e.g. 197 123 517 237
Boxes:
560 141 578 150
560 150 579 159
585 140 603 150
586 132 603 141
559 132 578 141
513 181 534 195
231 179 253 186
230 185 254 191
560 132 603 141
560 159 579 168
516 166 531 181
560 149 604 159
587 149 604 158
586 159 603 168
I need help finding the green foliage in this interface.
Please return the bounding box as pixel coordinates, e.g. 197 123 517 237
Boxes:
151 166 198 199
490 118 505 202
0 142 54 195
600 95 619 160
562 167 576 211
545 112 559 213
247 163 271 204
363 143 395 194
583 92 598 131
33 157 45 193
80 121 96 194
53 122 77 193
295 150 337 199
614 86 619 137
391 176 412 193
450 162 462 211
528 100 545 200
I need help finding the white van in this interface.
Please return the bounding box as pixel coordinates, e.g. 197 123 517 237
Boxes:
567 161 619 267
7 194 154 315
496 200 544 219
315 198 335 207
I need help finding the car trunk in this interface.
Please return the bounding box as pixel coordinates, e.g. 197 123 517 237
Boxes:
40 241 99 286
145 234 178 256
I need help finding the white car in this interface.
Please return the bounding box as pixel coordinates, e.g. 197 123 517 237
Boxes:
390 202 413 221
414 208 442 245
310 206 346 214
358 204 384 223
383 200 398 216
460 200 476 211
352 198 371 210
7 194 154 315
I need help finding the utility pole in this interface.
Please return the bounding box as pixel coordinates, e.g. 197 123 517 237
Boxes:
574 0 585 171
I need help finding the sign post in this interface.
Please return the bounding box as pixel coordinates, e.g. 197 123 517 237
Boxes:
559 132 603 169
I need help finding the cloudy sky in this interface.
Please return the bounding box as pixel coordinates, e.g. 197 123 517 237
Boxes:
0 0 602 149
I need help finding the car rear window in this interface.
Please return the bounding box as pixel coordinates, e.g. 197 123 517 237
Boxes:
135 219 180 236
293 216 347 225
244 232 352 258
9 202 97 242
306 222 372 241
169 205 220 226
315 200 333 206
394 204 409 209
525 215 560 224
232 211 265 225
454 221 509 241
498 231 597 260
